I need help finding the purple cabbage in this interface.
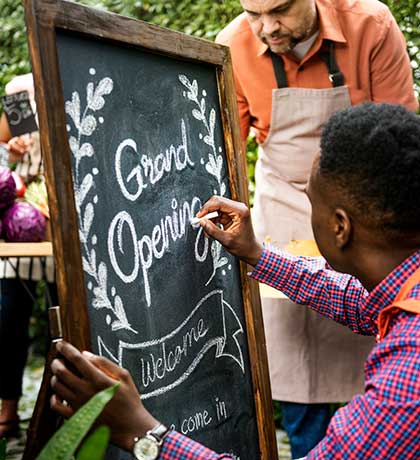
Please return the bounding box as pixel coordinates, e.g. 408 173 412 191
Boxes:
3 202 46 242
0 166 16 209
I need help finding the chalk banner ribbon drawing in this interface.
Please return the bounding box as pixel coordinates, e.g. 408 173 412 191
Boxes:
98 289 245 399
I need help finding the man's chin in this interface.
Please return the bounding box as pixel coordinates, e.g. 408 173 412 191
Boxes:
268 42 292 54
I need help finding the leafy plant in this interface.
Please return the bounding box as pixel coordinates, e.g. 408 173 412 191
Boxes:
0 381 116 460
0 1 31 92
76 426 110 460
246 133 258 205
37 383 118 460
78 0 243 40
3 0 415 95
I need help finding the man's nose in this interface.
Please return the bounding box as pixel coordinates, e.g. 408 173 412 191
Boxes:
261 14 281 35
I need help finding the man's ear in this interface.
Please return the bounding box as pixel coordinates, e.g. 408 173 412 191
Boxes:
333 208 351 249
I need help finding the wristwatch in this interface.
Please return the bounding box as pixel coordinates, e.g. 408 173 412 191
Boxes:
133 423 169 460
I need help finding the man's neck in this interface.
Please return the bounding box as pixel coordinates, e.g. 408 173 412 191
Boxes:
352 243 420 292
292 30 319 60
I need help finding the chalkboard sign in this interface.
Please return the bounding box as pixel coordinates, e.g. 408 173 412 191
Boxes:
1 91 38 136
24 1 276 459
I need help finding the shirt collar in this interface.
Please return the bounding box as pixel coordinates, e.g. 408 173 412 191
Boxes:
316 0 346 44
363 249 420 325
256 0 346 57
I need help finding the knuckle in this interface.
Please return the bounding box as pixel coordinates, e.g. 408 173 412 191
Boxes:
54 365 66 378
98 356 114 368
50 395 58 410
212 195 221 206
225 235 233 247
119 368 130 381
72 354 84 367
239 203 249 216
51 358 59 372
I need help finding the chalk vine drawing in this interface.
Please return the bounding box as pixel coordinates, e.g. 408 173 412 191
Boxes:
179 75 229 286
65 68 137 334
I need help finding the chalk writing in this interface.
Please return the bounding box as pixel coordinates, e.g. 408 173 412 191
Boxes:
107 196 203 307
1 91 38 136
67 70 236 331
2 91 34 125
215 397 227 422
167 397 229 436
181 409 213 435
140 318 208 387
115 119 194 201
108 290 245 399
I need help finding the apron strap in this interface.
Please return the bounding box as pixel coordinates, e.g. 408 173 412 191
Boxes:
270 39 345 89
270 51 288 88
319 40 345 88
377 266 420 340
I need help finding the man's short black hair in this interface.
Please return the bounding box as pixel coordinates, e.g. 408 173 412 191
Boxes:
319 103 420 236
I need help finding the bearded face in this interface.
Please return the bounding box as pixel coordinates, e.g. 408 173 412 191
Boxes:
241 0 317 54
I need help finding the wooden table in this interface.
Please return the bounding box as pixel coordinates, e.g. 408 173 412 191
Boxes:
0 241 55 310
0 241 53 257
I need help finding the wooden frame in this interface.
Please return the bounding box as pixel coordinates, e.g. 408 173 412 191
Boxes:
24 1 277 458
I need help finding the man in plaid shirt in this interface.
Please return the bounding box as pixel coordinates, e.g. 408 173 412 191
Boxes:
51 103 420 459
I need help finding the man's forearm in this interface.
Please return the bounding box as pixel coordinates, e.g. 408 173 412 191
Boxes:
250 245 373 335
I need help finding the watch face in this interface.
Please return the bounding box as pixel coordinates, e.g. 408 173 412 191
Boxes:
133 436 159 460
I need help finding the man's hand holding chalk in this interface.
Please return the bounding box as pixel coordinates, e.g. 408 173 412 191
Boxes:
190 211 219 225
194 196 263 267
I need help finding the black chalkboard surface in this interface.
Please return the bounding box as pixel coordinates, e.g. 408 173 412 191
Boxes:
1 91 38 136
24 1 276 459
58 31 256 458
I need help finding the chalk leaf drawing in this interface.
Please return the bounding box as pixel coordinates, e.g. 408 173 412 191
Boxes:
66 71 137 334
205 240 229 286
179 74 228 285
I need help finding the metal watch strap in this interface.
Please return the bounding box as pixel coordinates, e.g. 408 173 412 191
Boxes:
147 423 169 444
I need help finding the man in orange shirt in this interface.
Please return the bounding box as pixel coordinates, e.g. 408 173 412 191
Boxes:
216 0 418 457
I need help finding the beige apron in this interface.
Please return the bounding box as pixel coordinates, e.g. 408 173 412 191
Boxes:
254 46 375 403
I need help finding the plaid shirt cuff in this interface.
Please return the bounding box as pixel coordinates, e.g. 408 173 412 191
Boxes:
160 431 232 459
250 244 301 294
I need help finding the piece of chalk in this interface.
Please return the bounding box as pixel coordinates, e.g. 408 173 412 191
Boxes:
191 211 219 225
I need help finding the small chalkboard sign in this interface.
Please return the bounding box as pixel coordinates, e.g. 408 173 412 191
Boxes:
24 1 276 459
1 91 38 136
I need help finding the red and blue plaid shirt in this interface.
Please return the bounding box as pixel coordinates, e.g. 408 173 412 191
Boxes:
160 246 420 459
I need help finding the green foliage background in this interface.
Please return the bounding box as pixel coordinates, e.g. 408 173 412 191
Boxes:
0 0 418 202
1 0 418 202
0 0 419 96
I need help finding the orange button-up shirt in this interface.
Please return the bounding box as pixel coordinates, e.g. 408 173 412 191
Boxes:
216 0 419 143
